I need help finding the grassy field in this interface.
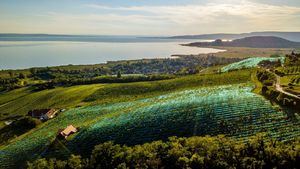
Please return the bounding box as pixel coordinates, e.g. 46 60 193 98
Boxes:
85 70 251 104
0 70 251 125
1 83 299 168
0 85 103 126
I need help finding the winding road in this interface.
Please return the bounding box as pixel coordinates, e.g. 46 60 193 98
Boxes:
267 69 300 99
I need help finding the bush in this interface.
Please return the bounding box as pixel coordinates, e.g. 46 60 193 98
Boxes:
0 117 41 145
27 135 300 169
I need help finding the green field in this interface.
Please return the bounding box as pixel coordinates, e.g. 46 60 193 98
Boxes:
0 70 251 125
1 83 299 168
0 85 103 126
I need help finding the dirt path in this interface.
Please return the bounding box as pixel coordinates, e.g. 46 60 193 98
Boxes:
267 69 300 99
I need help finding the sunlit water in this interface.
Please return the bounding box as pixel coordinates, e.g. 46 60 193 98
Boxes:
0 41 224 70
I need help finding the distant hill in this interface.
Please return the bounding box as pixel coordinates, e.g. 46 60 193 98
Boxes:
185 36 300 48
169 32 300 42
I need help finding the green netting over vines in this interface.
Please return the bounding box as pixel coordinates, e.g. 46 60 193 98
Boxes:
0 83 299 168
221 57 285 72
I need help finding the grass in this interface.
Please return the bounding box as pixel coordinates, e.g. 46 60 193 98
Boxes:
198 65 223 74
280 76 294 85
1 83 299 168
0 70 252 125
0 85 103 125
251 69 263 94
0 88 31 105
85 70 251 104
281 75 300 95
275 65 300 95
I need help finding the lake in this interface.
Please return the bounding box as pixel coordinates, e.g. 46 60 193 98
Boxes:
0 36 224 70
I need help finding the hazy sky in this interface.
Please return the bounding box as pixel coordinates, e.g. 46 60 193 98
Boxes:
0 0 300 35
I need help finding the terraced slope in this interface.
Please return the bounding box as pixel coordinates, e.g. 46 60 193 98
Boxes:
221 57 284 72
1 83 299 168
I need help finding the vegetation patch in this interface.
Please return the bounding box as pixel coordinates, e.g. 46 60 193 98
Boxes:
221 57 284 72
85 70 251 103
27 134 300 169
0 70 251 124
1 83 299 168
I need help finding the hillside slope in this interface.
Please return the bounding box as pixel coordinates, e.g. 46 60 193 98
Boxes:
1 83 299 168
169 31 300 42
221 57 284 72
0 71 250 124
185 36 300 48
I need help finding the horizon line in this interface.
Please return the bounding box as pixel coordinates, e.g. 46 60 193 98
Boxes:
0 31 300 37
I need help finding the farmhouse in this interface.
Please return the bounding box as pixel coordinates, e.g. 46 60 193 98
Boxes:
59 125 78 139
4 120 13 126
27 109 57 121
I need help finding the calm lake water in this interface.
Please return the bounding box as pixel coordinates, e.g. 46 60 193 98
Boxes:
0 39 224 70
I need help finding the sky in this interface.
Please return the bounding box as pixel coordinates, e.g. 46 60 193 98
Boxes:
0 0 300 35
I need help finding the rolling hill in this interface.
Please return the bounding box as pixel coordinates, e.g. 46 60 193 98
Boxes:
1 83 299 168
0 57 299 168
169 31 300 42
185 36 300 48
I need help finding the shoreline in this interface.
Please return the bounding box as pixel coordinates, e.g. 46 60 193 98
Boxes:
0 41 224 71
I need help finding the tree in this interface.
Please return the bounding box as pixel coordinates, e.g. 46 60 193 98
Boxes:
90 141 123 169
30 68 37 75
19 73 26 79
68 155 83 169
8 71 14 77
27 158 53 169
117 71 122 78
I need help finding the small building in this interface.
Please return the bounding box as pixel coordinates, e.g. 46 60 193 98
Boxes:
4 120 13 126
27 109 58 121
59 125 78 139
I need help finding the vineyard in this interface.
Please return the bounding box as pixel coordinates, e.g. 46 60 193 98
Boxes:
0 83 299 168
274 66 300 88
280 66 300 85
282 66 300 75
276 66 300 75
291 76 300 84
0 70 251 124
221 57 284 72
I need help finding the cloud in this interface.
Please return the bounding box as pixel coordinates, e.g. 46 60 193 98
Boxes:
1 0 300 34
83 0 300 33
85 1 300 22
